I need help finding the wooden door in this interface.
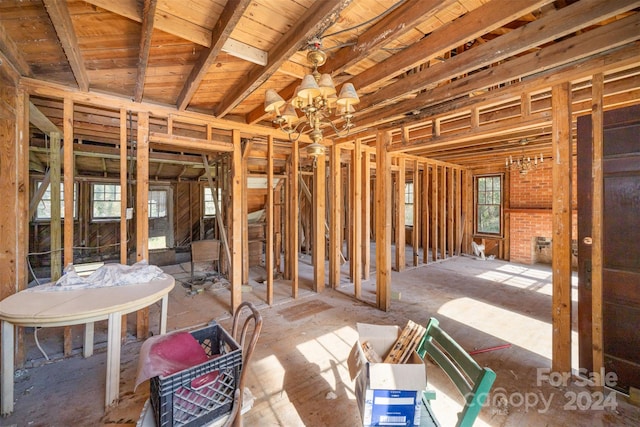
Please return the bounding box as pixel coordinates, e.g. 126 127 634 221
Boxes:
577 104 640 393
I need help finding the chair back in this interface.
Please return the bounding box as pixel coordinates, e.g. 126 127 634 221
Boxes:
223 301 263 427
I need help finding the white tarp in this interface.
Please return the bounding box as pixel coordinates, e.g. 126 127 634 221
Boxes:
28 260 166 292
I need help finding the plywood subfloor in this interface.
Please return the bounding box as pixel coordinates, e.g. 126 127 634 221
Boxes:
2 256 640 426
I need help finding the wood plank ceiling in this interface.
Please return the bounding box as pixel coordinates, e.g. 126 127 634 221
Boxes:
1 0 639 179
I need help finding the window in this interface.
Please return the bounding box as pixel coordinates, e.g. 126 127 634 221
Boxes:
148 190 168 218
475 175 502 235
405 182 414 226
204 187 222 216
92 183 121 219
35 181 77 220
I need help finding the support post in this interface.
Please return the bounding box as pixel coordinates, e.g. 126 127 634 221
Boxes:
329 143 341 288
395 157 405 271
289 138 299 298
352 139 362 297
230 129 243 312
376 131 392 311
551 82 573 374
63 98 74 356
136 112 150 338
591 73 604 387
266 136 274 304
362 150 371 279
313 151 326 293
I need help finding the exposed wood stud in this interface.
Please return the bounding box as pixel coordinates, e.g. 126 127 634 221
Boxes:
50 131 62 281
439 166 446 260
591 73 605 387
119 109 128 265
329 143 341 288
136 112 150 339
362 150 371 280
230 129 243 311
412 159 420 266
376 131 392 311
352 139 362 297
395 157 405 271
521 92 532 117
266 136 274 303
431 164 438 261
422 163 430 264
313 151 326 293
447 167 454 258
551 82 572 374
289 138 299 298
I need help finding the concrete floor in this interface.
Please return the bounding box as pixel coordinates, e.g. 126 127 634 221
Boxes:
2 255 639 426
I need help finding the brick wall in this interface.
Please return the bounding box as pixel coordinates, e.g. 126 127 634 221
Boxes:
508 160 578 264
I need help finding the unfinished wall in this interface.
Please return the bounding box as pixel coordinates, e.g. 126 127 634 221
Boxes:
509 160 578 265
0 77 18 299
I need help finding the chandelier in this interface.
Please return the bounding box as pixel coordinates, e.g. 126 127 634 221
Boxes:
264 38 359 166
506 139 544 175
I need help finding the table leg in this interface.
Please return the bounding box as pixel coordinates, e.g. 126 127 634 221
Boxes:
84 322 94 358
1 321 14 415
160 294 168 335
105 312 122 408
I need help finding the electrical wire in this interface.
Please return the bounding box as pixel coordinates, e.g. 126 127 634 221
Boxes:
33 327 50 361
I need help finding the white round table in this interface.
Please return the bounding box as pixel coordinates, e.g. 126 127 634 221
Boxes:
0 275 174 415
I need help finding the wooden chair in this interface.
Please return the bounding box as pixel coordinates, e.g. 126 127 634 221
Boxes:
190 239 220 280
416 317 496 427
221 301 263 427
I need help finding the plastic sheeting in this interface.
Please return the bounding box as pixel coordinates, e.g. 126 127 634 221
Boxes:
28 260 166 292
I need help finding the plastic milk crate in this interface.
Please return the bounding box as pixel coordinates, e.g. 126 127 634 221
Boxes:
150 323 242 427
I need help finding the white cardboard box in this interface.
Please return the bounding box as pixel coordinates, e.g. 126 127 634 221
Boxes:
348 323 427 426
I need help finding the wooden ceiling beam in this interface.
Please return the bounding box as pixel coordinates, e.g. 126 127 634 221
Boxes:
319 0 457 76
83 0 210 47
176 0 251 111
0 21 32 78
43 0 90 91
214 0 354 118
349 0 554 94
244 0 461 125
359 0 639 112
133 0 158 103
355 20 640 136
21 77 312 142
390 111 552 154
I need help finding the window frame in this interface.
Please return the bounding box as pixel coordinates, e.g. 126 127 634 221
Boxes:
34 180 78 221
405 181 414 227
474 174 503 237
91 183 122 221
203 186 223 217
148 189 168 219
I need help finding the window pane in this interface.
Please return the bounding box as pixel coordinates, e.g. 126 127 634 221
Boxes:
35 181 77 220
204 187 222 216
149 190 167 219
476 175 502 235
93 184 121 218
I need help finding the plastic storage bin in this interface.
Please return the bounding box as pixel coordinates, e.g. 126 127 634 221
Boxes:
150 323 242 427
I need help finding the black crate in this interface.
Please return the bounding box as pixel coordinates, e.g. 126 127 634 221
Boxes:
150 323 243 427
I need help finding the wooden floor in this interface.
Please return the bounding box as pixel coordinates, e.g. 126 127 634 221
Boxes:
2 256 640 426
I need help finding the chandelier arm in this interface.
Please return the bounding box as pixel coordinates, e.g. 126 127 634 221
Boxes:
322 116 352 138
277 120 307 143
